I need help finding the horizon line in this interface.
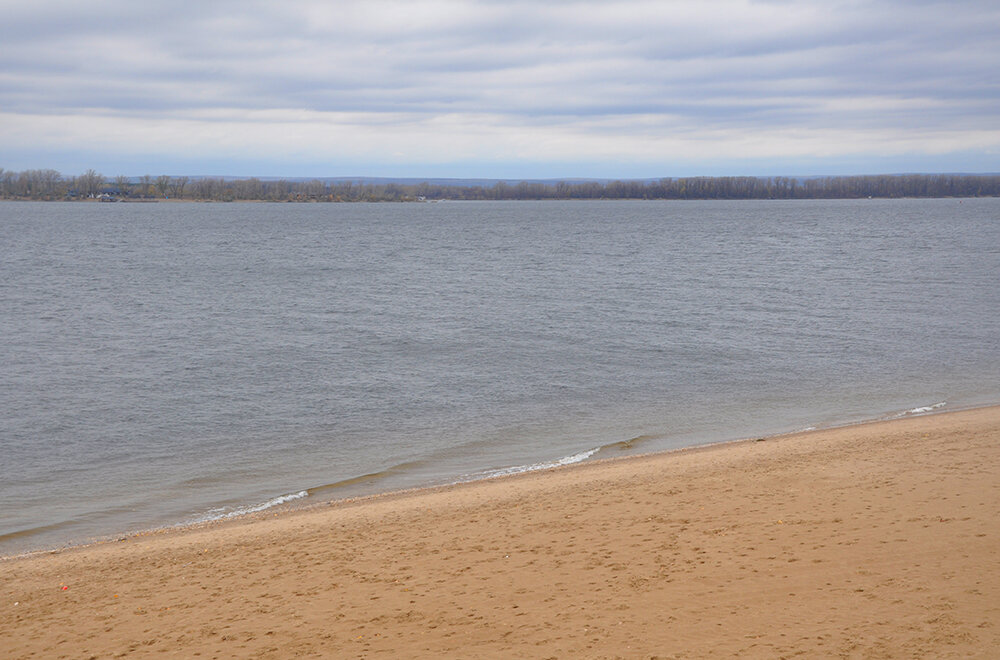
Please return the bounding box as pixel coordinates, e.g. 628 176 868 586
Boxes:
6 169 999 183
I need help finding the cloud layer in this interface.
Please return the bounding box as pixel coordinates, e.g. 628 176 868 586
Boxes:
2 0 998 176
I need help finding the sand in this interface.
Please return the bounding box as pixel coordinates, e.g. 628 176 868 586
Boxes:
2 406 998 659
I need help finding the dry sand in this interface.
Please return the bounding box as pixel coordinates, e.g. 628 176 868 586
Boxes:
3 406 998 658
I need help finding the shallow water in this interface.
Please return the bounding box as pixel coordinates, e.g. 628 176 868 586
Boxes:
2 198 998 554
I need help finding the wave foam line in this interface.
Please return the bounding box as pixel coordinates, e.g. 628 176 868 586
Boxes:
886 401 947 419
468 447 602 482
906 401 947 415
190 490 308 524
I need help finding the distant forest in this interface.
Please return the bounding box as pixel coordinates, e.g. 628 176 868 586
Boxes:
2 168 999 202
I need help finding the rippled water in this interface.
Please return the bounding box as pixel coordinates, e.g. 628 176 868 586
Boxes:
2 198 998 553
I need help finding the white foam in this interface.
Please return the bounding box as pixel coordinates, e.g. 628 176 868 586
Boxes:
886 401 947 419
467 447 602 481
189 490 308 524
905 401 947 415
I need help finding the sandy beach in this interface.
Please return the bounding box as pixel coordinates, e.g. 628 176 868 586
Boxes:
3 406 998 658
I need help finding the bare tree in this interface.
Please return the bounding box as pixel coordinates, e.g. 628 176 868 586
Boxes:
37 169 62 198
114 175 131 197
2 169 17 197
155 175 171 198
193 177 221 200
169 176 188 199
79 169 103 197
305 179 328 200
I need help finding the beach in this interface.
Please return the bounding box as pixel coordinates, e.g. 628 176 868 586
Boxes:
3 406 998 658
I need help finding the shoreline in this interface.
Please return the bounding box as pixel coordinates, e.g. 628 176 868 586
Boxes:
2 400 977 560
3 404 998 657
0 400 987 561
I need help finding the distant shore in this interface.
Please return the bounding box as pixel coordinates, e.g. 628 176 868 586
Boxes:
3 171 999 202
3 194 999 203
3 405 998 658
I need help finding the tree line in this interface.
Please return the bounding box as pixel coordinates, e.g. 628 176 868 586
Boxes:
1 167 998 202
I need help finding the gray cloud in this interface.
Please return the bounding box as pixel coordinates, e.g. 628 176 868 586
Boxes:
2 0 998 175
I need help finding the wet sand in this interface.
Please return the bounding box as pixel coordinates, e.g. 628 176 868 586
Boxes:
3 406 998 658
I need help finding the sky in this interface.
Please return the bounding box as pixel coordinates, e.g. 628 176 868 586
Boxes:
1 0 998 179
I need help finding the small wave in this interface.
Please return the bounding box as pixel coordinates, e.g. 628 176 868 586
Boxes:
886 401 947 419
306 460 429 496
906 401 947 415
190 490 308 524
0 520 78 547
467 447 602 481
598 434 656 452
468 434 657 482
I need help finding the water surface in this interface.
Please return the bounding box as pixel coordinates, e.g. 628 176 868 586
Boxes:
2 199 998 553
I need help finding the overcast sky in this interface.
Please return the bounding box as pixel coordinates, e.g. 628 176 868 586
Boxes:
2 0 998 178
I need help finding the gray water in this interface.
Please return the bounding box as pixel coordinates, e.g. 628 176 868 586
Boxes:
2 199 998 554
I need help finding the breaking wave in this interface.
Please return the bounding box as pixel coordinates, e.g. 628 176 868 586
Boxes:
886 401 947 419
464 447 603 481
190 490 308 524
